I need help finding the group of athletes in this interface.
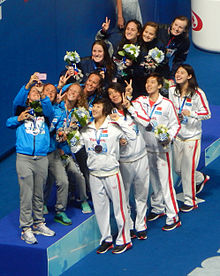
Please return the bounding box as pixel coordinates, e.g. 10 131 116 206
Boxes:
7 14 211 255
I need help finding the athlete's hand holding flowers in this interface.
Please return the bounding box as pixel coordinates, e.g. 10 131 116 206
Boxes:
141 47 165 73
63 50 83 82
154 124 171 148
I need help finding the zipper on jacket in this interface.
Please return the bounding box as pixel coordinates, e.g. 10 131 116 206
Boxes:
32 135 36 156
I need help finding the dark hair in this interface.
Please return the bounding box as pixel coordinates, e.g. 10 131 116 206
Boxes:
141 21 159 38
171 16 190 38
118 19 142 50
175 64 198 97
93 97 113 116
86 71 105 96
146 72 164 87
92 40 115 81
107 82 128 117
108 82 124 94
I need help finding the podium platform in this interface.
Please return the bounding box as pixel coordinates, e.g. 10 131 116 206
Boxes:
0 206 100 276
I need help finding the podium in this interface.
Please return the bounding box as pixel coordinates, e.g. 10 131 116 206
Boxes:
0 207 100 276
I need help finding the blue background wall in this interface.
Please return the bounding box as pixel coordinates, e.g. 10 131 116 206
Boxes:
0 0 191 157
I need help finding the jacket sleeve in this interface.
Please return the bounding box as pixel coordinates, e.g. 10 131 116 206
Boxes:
13 85 29 115
190 89 211 121
6 116 22 129
110 116 137 141
95 29 114 57
171 38 190 77
127 98 150 127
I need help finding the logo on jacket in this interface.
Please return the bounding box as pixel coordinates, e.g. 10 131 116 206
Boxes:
25 117 45 136
192 10 203 31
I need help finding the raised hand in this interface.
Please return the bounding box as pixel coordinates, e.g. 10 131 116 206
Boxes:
57 72 72 90
102 17 111 32
109 113 120 121
125 79 133 98
121 92 131 109
56 91 66 104
25 72 40 90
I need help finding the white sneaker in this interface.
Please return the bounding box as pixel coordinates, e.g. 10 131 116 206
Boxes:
21 228 38 244
33 223 56 237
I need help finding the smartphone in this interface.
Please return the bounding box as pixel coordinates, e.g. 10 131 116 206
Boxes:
28 108 34 115
37 73 47 80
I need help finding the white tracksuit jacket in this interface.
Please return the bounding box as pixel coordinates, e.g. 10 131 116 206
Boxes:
128 94 181 152
169 86 211 140
116 111 148 162
71 116 136 176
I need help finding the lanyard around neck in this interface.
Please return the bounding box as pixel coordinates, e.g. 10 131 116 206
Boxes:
95 129 103 145
93 61 106 73
147 103 158 119
178 97 186 114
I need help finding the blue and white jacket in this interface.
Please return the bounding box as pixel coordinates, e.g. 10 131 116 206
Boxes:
6 96 54 156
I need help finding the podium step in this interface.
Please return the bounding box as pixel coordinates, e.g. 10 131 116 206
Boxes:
0 207 100 276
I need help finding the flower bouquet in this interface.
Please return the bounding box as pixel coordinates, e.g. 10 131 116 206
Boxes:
118 44 140 61
71 107 91 128
160 78 174 98
27 101 43 121
64 50 81 65
56 107 90 148
141 47 165 72
64 50 83 82
114 44 140 78
154 124 170 148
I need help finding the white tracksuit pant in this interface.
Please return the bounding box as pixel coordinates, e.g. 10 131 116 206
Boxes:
120 154 149 232
173 138 201 206
90 172 131 246
148 151 179 225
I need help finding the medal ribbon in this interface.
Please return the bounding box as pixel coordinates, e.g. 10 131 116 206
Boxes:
166 36 175 48
147 103 158 120
73 63 79 73
178 97 186 114
64 107 75 129
95 129 103 145
93 61 106 73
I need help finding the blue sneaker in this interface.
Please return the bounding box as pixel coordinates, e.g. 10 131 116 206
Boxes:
81 201 92 214
54 212 72 225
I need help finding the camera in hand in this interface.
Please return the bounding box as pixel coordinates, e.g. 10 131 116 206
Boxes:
28 108 35 116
